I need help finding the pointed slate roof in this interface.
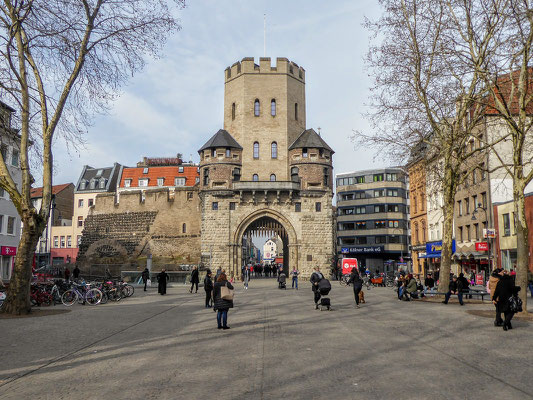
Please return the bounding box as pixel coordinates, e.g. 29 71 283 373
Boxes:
198 129 243 152
288 128 334 153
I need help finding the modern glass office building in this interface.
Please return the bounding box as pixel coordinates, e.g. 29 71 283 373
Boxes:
336 168 409 274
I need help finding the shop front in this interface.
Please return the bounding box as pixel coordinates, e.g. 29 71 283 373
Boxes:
0 246 16 281
420 240 456 277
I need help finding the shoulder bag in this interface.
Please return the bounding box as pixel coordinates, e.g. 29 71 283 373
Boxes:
220 282 234 301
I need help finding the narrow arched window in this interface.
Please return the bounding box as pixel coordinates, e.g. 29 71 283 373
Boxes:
253 142 259 159
252 174 259 181
254 99 260 116
271 99 276 116
271 142 277 159
231 103 236 120
294 103 298 120
270 174 276 182
182 223 186 233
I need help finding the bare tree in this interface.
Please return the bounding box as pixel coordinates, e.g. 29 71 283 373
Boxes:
0 0 184 315
359 0 505 293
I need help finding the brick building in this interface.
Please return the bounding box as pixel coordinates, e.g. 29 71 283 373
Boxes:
407 148 427 276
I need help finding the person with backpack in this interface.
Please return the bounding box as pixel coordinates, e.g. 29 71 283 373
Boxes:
213 272 234 330
203 269 213 308
310 266 324 309
348 267 363 308
493 270 521 331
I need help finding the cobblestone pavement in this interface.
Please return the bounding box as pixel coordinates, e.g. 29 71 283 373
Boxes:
1 280 532 400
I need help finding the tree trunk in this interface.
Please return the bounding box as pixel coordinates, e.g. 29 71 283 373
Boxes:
1 213 40 315
513 180 529 313
438 163 456 294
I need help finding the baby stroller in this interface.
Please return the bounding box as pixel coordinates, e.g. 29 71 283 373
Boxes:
318 279 332 310
278 273 287 289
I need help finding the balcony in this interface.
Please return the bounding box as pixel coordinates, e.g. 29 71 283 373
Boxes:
233 181 300 192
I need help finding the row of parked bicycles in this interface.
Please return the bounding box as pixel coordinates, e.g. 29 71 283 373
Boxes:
0 279 135 307
339 274 396 289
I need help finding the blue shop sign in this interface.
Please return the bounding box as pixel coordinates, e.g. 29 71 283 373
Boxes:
425 240 456 257
341 246 384 254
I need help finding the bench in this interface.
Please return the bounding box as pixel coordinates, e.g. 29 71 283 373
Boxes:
417 289 490 301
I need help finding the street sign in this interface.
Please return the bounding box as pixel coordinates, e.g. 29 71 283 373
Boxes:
475 273 484 285
483 228 496 239
475 242 489 251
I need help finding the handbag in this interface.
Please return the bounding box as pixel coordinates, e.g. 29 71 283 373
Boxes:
146 279 151 287
220 282 234 301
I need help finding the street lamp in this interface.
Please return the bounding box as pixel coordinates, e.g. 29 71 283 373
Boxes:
391 227 405 272
472 205 491 275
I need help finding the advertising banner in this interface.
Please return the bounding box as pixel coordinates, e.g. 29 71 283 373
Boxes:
475 242 489 252
475 273 484 285
1 246 17 256
342 258 358 275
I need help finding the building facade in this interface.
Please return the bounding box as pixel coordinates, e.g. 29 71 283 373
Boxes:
77 57 335 279
336 168 409 274
0 102 21 281
407 152 427 276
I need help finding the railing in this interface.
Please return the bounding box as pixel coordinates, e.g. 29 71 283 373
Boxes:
233 181 300 191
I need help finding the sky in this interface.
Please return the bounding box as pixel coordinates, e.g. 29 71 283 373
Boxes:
51 0 385 188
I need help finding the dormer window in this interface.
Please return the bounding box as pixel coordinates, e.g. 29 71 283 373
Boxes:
99 179 106 189
143 167 149 174
175 177 186 186
124 179 132 188
157 178 164 186
80 181 87 190
96 169 103 177
90 179 96 189
178 166 184 173
138 178 149 187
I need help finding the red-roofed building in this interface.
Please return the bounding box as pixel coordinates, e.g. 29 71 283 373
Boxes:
118 158 199 193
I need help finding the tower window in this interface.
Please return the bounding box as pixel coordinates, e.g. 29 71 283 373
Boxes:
203 168 209 186
323 167 329 186
270 174 276 182
253 142 259 159
212 149 217 157
232 102 236 120
233 168 241 182
182 223 187 233
295 103 298 120
291 167 299 183
252 174 259 182
254 99 260 116
226 148 231 157
302 148 308 158
271 99 276 116
271 142 277 159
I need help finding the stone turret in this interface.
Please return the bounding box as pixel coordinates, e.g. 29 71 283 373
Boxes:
288 129 334 191
198 129 243 190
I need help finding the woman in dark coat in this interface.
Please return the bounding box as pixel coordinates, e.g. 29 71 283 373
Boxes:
204 270 213 308
348 267 363 308
141 268 150 292
493 272 520 331
190 266 199 293
157 269 169 295
213 272 234 329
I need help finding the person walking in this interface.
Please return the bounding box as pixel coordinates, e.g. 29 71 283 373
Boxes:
190 266 199 293
204 269 213 308
310 266 324 309
488 268 504 326
348 267 363 308
64 267 71 282
243 265 250 290
213 272 234 330
157 269 169 295
442 275 464 305
493 270 520 331
291 267 299 290
73 266 80 281
141 267 150 291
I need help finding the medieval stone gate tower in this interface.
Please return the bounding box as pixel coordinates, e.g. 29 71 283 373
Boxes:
199 57 335 279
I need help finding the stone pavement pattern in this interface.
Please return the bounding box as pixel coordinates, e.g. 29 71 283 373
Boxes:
1 280 533 400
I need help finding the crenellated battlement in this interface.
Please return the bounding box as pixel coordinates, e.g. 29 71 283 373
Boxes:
225 57 305 83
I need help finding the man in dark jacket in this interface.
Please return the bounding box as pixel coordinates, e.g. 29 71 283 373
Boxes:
348 268 363 308
204 270 213 308
310 266 324 309
424 274 434 295
493 271 519 331
190 266 199 293
442 275 464 305
458 273 471 298
73 266 80 280
141 268 150 291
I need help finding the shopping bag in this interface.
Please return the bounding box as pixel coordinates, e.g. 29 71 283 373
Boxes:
220 283 234 300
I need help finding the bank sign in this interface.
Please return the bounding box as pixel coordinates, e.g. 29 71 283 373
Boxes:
425 240 456 258
341 246 384 254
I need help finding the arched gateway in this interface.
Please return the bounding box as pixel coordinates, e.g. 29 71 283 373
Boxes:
232 209 298 277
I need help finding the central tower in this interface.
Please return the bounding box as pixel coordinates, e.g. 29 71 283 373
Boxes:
223 57 306 181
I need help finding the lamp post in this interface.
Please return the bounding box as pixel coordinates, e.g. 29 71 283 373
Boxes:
391 227 405 273
472 205 491 279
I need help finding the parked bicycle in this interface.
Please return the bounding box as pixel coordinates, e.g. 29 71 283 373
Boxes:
61 283 103 306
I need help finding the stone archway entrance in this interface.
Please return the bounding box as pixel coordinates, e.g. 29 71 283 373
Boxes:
232 209 298 277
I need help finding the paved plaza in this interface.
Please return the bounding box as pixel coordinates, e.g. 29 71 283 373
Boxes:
1 280 533 400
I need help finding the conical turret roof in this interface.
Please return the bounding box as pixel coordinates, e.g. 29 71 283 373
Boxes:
288 129 334 153
198 129 243 152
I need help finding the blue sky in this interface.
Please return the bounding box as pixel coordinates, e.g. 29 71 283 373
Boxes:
53 0 384 188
